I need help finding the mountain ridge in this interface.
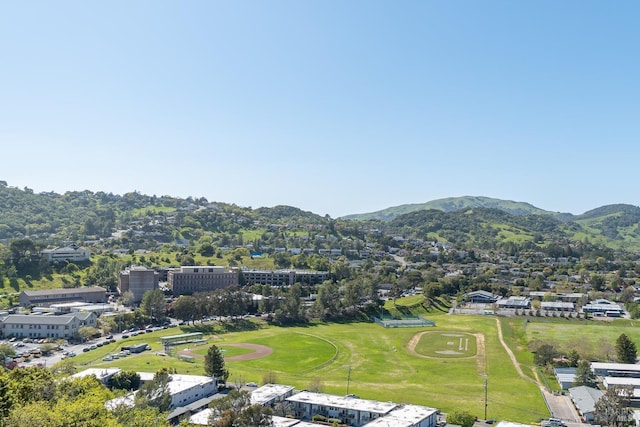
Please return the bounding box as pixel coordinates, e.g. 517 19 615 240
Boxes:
341 196 580 221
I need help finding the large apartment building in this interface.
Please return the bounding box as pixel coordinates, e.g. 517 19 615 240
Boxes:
168 266 239 296
118 266 160 303
241 269 329 286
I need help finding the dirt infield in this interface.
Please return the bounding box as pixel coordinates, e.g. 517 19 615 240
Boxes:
177 343 273 361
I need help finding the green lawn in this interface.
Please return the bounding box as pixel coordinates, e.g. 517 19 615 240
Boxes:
75 314 548 423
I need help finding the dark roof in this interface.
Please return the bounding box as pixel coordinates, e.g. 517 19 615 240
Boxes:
166 393 225 420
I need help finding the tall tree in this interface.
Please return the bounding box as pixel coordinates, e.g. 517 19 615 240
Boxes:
567 349 580 368
573 360 597 388
204 345 229 383
140 289 166 322
171 295 196 324
616 333 637 364
594 385 633 427
534 344 557 366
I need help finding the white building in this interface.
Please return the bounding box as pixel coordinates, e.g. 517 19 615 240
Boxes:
0 312 97 340
591 362 640 378
250 384 296 406
72 368 122 385
364 404 438 427
287 391 398 426
40 244 90 263
106 372 217 411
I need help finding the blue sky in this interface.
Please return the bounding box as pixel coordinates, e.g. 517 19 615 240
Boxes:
1 1 638 218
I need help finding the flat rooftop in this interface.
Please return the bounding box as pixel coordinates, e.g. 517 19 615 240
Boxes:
251 384 295 405
72 368 121 381
365 404 438 426
287 391 397 415
591 362 640 372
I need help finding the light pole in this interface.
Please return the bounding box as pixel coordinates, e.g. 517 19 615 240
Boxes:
483 376 488 420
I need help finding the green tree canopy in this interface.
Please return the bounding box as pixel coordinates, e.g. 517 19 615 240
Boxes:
534 344 557 366
447 410 476 427
574 359 597 388
204 344 229 383
595 385 633 427
140 289 167 321
616 333 637 364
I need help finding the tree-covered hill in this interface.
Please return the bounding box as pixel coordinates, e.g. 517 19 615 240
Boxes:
384 208 566 248
573 204 640 243
2 181 640 251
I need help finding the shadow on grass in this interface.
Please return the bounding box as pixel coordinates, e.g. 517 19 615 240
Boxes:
181 319 263 335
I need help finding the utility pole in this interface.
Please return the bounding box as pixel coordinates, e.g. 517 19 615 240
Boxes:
346 366 352 395
484 377 488 420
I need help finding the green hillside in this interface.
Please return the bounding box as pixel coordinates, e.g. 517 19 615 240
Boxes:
341 196 571 221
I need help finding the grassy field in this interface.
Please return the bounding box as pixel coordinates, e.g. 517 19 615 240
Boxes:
75 313 550 423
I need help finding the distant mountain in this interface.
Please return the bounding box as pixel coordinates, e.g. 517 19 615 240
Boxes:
341 196 573 221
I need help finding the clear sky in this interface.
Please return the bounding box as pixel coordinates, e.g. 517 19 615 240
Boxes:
1 1 639 218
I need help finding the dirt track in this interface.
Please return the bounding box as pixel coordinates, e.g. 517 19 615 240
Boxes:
178 343 273 361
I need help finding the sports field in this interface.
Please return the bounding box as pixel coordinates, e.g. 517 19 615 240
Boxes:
77 312 553 423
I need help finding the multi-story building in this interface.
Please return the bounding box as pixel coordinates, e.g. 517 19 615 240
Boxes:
19 286 107 307
241 269 329 286
285 391 439 427
168 266 239 296
287 391 398 426
0 312 98 340
118 266 160 302
40 244 90 263
105 371 218 410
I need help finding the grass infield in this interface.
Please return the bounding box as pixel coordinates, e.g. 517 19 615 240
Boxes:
414 331 477 358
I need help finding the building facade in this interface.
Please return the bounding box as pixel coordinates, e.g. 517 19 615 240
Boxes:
0 312 98 340
241 269 329 286
118 266 160 302
287 391 397 426
168 266 239 296
19 286 107 307
40 244 90 263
